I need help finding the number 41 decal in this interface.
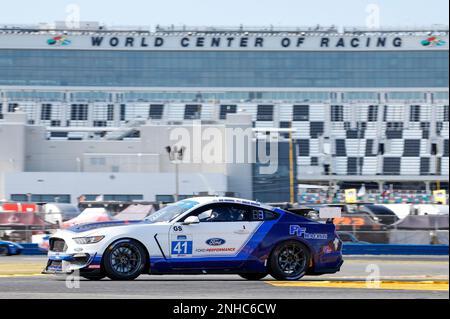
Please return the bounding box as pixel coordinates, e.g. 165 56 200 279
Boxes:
171 240 193 255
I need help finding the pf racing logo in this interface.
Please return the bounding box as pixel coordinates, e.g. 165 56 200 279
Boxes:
289 225 328 240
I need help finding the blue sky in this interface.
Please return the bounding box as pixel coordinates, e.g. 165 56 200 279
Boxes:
0 0 448 27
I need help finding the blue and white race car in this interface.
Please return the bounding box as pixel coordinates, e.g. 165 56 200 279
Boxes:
43 197 343 281
0 240 24 256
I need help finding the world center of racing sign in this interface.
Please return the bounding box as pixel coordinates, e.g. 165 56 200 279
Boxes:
0 33 448 51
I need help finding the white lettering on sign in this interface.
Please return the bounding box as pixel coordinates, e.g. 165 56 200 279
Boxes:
0 34 447 51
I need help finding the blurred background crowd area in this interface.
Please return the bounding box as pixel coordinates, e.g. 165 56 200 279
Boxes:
299 190 446 204
0 189 448 251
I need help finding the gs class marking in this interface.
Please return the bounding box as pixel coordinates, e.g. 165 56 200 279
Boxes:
173 226 183 232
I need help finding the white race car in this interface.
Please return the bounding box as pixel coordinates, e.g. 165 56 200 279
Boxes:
43 197 343 281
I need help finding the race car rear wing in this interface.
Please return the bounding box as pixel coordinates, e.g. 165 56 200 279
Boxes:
284 206 341 224
319 207 342 224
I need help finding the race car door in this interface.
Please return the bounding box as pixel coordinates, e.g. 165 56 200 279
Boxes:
168 203 262 270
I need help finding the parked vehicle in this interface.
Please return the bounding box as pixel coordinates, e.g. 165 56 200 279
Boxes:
42 203 81 225
0 240 23 256
62 207 112 228
307 203 398 225
359 204 399 225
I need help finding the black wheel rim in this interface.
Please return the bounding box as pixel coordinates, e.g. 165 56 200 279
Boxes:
110 243 141 275
277 244 306 277
0 246 7 255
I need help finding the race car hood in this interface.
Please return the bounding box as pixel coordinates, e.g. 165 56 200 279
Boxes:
66 220 144 233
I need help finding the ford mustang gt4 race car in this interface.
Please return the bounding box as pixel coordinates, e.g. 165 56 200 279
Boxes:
43 197 343 281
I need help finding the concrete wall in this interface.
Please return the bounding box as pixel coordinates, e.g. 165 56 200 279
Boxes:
225 113 253 199
0 173 5 201
21 122 232 174
0 112 27 173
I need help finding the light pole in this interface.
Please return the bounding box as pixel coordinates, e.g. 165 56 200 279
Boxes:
76 157 81 172
288 125 295 204
166 145 185 202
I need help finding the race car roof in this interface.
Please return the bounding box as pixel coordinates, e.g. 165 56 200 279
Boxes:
184 197 275 211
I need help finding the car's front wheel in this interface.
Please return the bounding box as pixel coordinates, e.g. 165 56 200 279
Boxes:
238 273 268 281
103 239 146 280
268 240 310 281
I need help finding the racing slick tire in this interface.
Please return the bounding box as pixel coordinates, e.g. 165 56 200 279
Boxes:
103 239 147 280
238 273 268 281
0 245 9 256
268 240 310 281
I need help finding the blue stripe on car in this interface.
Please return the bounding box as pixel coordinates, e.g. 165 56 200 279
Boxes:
68 220 143 233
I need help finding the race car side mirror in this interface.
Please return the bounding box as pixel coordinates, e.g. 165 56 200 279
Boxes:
183 216 200 225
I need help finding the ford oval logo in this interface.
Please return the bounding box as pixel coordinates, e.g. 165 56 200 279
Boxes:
206 238 226 246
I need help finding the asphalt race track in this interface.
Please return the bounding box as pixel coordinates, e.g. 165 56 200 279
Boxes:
0 255 448 299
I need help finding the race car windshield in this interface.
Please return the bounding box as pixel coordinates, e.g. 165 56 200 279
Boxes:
145 200 199 223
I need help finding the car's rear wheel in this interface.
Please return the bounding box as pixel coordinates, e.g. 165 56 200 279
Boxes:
103 239 146 280
269 240 310 281
238 273 268 281
0 245 8 256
